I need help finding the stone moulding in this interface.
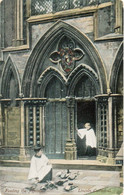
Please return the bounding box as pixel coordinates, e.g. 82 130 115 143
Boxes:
37 66 67 85
0 56 21 99
37 64 100 97
22 20 107 97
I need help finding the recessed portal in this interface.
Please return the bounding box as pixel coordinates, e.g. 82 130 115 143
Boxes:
76 101 96 157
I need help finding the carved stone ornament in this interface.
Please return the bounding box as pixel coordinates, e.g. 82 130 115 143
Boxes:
49 36 84 74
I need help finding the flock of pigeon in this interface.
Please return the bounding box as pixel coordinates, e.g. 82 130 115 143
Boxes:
26 169 79 192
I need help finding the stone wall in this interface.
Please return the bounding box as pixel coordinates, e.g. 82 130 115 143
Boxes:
4 107 20 147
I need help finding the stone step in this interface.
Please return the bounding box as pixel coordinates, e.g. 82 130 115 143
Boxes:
0 159 122 170
50 159 122 171
0 159 122 183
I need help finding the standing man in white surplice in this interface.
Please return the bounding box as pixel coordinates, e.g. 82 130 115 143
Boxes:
77 123 96 156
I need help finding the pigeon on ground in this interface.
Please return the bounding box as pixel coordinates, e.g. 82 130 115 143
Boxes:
64 185 77 191
25 184 37 191
55 179 68 186
47 181 58 189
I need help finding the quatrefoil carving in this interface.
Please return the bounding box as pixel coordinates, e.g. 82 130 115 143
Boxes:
49 36 84 74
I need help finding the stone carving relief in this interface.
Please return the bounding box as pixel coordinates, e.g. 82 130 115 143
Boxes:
49 35 84 75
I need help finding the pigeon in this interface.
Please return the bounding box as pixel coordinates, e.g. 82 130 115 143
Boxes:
25 184 37 191
60 173 69 179
68 172 79 180
55 179 68 186
67 169 71 174
40 185 47 192
47 181 58 189
68 182 73 185
64 185 77 191
68 174 77 180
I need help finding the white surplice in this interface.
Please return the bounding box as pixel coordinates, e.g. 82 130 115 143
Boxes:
77 128 87 139
28 153 52 181
77 128 96 148
85 128 96 148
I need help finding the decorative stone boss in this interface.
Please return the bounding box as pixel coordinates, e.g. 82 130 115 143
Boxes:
49 36 84 74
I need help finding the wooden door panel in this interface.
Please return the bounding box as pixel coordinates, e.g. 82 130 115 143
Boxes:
45 101 67 158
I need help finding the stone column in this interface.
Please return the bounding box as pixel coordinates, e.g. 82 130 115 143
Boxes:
25 105 29 146
0 0 4 59
115 0 122 34
113 97 117 149
33 105 36 146
39 105 45 146
0 102 3 146
19 100 26 161
107 96 115 164
26 0 31 18
65 97 77 160
13 0 24 46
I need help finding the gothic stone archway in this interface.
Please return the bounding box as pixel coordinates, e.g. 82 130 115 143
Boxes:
22 21 106 159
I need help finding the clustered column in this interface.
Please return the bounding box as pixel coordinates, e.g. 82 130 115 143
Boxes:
65 97 77 160
13 0 24 46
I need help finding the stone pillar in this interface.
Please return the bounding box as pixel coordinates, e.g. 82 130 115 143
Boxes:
13 0 24 46
113 97 118 149
33 105 36 146
107 96 115 164
65 97 77 160
25 105 29 146
115 0 122 34
0 0 4 59
26 0 31 18
19 100 26 161
39 105 45 146
0 102 3 146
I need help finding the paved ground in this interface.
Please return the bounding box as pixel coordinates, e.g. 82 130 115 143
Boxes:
0 169 123 195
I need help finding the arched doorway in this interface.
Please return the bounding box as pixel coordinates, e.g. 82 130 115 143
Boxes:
22 21 107 159
76 100 96 157
74 74 97 158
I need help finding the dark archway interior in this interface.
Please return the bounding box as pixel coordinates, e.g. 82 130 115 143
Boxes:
76 101 96 157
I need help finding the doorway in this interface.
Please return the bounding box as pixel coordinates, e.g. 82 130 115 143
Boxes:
76 100 96 157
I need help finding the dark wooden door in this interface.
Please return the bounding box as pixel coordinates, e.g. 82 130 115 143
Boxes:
45 101 67 158
44 76 67 158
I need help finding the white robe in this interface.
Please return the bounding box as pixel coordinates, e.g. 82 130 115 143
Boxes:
28 153 52 181
77 128 96 148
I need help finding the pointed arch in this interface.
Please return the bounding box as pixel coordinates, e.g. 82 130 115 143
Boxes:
22 20 107 97
0 56 21 99
37 67 67 97
109 42 123 94
67 64 100 96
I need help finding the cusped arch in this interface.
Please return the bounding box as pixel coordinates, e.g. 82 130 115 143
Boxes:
0 56 21 98
37 67 67 97
109 42 123 94
67 64 100 96
22 20 107 97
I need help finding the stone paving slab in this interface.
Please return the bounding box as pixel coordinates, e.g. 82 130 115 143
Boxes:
0 169 122 195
